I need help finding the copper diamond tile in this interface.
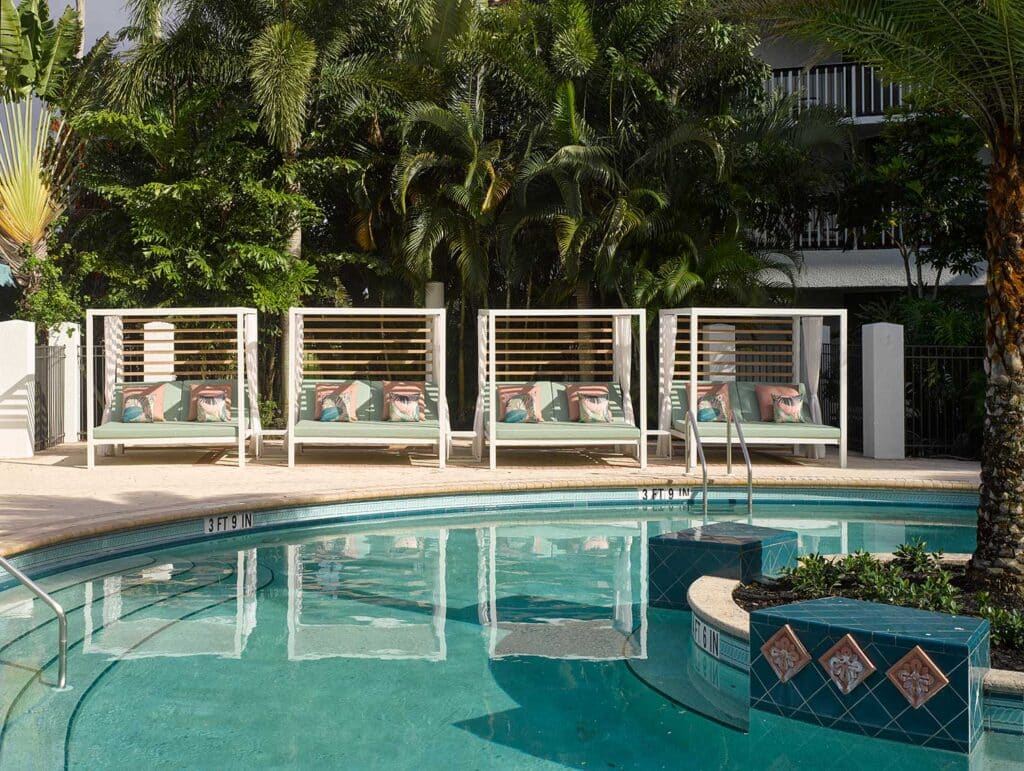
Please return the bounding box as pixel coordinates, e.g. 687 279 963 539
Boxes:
760 624 811 683
887 645 950 709
818 634 876 695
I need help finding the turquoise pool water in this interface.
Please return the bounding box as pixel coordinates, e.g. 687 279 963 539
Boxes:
0 498 1017 769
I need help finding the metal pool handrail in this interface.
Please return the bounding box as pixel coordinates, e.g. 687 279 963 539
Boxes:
0 556 67 689
726 412 754 520
684 410 709 519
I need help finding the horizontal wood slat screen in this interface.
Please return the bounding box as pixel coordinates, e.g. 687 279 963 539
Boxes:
493 316 615 379
301 314 434 380
120 315 241 382
674 316 796 384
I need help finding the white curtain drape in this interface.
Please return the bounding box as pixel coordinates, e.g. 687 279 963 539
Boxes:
427 314 451 454
292 313 304 427
613 314 637 458
244 313 263 457
100 316 123 455
800 316 825 459
472 311 488 460
657 312 677 456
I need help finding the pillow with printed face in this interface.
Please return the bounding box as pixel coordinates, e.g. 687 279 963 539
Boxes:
578 393 613 423
772 393 805 423
383 381 426 422
695 383 730 422
188 383 232 422
502 392 541 423
497 385 543 423
314 383 359 422
565 384 611 422
121 384 166 423
755 384 801 421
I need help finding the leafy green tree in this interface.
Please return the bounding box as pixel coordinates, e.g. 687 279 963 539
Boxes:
841 110 986 298
72 96 319 386
732 0 1024 588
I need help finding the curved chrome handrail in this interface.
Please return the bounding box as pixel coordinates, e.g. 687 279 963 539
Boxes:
727 412 754 520
0 557 67 689
684 410 709 519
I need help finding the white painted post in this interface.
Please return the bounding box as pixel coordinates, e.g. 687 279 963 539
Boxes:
0 320 36 458
425 281 444 309
48 322 81 444
862 322 904 460
142 321 174 380
706 323 736 380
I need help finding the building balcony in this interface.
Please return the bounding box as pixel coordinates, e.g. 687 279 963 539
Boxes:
768 62 906 123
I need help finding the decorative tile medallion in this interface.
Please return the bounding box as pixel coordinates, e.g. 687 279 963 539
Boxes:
818 634 876 695
760 624 811 683
887 645 950 709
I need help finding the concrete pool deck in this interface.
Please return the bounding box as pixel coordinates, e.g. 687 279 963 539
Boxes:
0 442 980 558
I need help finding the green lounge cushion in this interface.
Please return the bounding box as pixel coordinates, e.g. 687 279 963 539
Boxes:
490 421 640 441
293 419 441 440
672 419 840 441
93 420 239 440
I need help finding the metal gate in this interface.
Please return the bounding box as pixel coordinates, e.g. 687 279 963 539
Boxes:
34 345 65 450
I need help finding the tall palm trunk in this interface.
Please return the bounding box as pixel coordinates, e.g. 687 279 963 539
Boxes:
970 137 1024 589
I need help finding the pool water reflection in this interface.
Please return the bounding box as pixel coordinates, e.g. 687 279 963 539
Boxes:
2 500 1013 770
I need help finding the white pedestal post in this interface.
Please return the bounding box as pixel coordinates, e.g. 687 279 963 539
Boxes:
142 321 175 380
863 322 905 459
49 322 81 443
0 320 36 458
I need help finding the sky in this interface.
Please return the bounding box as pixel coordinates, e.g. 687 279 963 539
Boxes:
80 1 128 45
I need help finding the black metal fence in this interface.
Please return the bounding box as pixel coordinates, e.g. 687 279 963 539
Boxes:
821 341 985 459
820 342 862 452
905 345 985 458
34 345 65 451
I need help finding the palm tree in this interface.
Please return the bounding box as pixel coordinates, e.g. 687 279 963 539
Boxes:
0 0 82 292
731 0 1024 588
396 79 509 411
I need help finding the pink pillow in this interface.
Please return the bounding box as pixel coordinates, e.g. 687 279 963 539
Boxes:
496 384 544 422
121 384 165 422
314 382 360 421
188 383 232 421
382 381 426 421
755 384 801 421
565 384 610 421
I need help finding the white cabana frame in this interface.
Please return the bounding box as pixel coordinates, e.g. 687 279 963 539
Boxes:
85 307 261 469
285 307 448 468
657 307 847 468
474 308 647 470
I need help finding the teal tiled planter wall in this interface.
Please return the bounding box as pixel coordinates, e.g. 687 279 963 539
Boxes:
649 522 797 610
750 598 989 754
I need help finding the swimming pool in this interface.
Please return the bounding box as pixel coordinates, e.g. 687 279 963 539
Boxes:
1 494 1017 769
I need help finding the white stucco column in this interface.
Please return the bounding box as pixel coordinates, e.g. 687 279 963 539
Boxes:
0 320 35 458
862 322 905 459
142 320 175 380
705 323 736 380
425 281 445 309
49 322 81 443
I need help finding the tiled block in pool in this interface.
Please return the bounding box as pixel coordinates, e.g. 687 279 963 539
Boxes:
750 597 990 754
648 522 798 610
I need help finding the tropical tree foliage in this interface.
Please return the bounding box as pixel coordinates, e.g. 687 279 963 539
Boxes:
840 109 986 298
730 0 1024 587
8 0 853 416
